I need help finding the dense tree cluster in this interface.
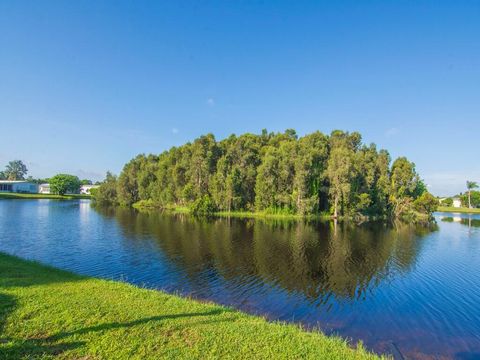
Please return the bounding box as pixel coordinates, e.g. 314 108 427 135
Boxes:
94 130 437 219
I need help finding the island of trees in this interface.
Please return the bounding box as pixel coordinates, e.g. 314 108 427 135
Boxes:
94 129 438 221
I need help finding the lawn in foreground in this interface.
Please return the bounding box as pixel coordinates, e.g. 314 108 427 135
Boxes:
0 253 383 359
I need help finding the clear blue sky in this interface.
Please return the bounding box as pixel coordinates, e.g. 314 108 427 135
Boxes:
1 1 479 196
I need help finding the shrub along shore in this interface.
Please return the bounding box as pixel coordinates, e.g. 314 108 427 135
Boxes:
0 252 383 359
131 198 433 224
132 200 328 220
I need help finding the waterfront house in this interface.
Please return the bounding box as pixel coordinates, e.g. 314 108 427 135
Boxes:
452 198 462 208
0 180 38 193
80 184 98 194
39 183 98 195
38 183 51 194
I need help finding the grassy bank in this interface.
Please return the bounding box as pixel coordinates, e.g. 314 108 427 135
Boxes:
0 253 382 359
132 200 331 220
0 192 91 200
437 206 480 214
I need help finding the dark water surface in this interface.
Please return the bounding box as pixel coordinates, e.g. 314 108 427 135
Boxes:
1 200 479 359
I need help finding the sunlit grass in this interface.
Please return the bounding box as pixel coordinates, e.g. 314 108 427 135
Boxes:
0 252 383 359
437 206 480 214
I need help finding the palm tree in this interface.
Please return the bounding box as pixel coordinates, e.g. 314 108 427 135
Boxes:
466 181 479 208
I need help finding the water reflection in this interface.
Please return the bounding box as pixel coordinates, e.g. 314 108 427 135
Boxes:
442 216 480 228
3 200 479 360
95 207 437 305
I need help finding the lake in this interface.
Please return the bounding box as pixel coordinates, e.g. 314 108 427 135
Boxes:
1 199 479 359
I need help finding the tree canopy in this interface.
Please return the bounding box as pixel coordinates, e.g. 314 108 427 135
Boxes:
94 129 436 219
3 160 28 180
49 174 81 195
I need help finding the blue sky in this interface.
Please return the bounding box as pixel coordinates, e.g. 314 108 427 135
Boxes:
0 1 479 196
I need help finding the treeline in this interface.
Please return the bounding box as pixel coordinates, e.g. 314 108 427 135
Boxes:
0 160 96 186
94 129 438 219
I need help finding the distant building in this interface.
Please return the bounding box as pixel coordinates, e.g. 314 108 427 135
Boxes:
38 183 98 195
452 198 462 208
80 184 98 195
0 180 38 194
38 183 51 194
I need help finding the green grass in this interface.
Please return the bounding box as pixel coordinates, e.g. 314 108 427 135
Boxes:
214 210 330 220
0 253 383 360
437 206 480 214
133 201 332 220
0 192 91 200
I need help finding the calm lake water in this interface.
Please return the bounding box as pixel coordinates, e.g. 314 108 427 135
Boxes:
1 199 479 359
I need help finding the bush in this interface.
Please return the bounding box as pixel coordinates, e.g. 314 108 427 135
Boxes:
190 195 217 216
414 192 439 214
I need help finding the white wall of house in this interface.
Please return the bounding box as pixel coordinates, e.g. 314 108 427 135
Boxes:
80 185 98 194
453 198 462 208
38 184 51 194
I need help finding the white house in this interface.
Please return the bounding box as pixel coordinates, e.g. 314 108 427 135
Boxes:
39 183 98 195
38 183 51 194
452 198 462 208
80 184 98 194
0 180 38 194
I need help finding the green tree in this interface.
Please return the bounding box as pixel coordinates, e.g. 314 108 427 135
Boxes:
4 160 28 180
190 195 217 216
465 191 480 208
414 192 439 214
0 171 5 180
326 131 359 217
26 176 49 184
255 147 280 211
466 181 479 208
49 174 81 195
389 157 423 218
189 134 220 198
117 154 158 206
293 132 329 215
93 172 118 205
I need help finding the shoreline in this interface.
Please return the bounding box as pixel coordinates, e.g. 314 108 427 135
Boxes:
0 252 381 359
131 201 435 223
0 192 92 200
133 201 331 220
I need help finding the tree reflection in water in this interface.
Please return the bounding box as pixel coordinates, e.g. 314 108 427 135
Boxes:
95 206 437 305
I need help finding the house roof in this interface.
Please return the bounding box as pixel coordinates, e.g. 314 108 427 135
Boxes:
0 180 32 184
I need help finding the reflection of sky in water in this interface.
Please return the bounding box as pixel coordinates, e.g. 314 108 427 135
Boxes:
0 201 479 360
